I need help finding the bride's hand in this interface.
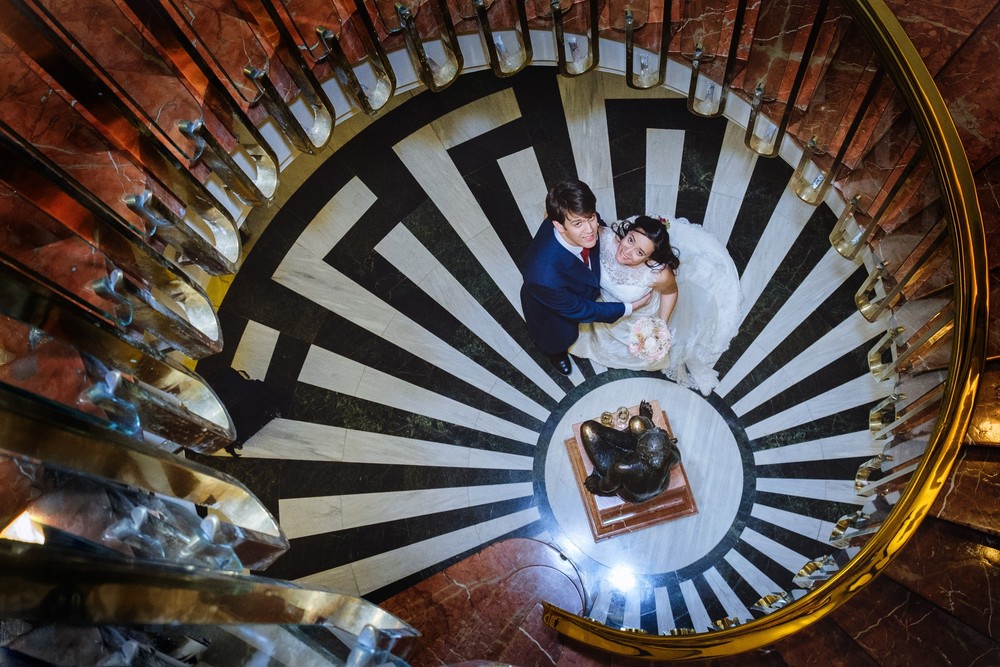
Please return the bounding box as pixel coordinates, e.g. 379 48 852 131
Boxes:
631 291 653 310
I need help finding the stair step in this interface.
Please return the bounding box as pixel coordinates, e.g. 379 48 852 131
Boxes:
931 445 1000 535
884 516 999 639
830 569 999 664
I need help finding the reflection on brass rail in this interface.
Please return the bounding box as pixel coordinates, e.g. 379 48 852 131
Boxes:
0 540 417 651
0 386 285 569
745 0 831 157
124 189 240 276
316 15 396 116
177 119 277 204
245 66 334 152
855 225 946 323
551 0 600 77
793 69 886 204
396 0 463 92
625 4 669 90
0 264 237 451
868 384 945 443
685 0 747 115
473 0 533 77
0 136 224 358
831 148 926 261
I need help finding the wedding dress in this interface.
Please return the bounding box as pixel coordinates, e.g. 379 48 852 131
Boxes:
569 218 741 395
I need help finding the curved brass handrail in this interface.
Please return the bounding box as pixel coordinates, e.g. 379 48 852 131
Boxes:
540 0 988 658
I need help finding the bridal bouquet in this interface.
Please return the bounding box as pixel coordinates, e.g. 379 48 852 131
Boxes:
628 316 672 362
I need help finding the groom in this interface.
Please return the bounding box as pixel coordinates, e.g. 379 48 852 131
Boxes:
520 179 649 375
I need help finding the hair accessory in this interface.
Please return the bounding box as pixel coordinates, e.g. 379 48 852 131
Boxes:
658 216 671 230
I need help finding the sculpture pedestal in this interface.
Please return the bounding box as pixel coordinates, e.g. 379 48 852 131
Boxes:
564 400 698 542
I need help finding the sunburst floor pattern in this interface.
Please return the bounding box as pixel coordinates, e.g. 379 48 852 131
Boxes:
193 66 894 634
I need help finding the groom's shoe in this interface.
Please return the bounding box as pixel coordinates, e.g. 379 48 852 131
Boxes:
548 353 573 376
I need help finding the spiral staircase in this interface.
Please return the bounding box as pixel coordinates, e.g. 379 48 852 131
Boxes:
0 0 994 664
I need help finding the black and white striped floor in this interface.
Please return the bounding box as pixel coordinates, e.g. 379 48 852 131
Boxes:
194 67 892 634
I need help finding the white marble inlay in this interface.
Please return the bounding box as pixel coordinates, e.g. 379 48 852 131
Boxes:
646 129 685 219
623 589 642 629
498 148 548 235
755 477 865 505
297 176 378 256
300 345 537 444
431 88 521 149
279 495 342 539
238 418 347 461
745 373 895 441
377 224 552 419
739 527 809 575
736 186 818 323
751 503 837 544
590 587 613 623
544 379 743 573
753 431 883 466
393 126 524 316
703 566 753 622
558 74 616 222
704 122 757 245
340 485 529 530
722 548 781 598
230 320 280 381
725 309 885 410
654 586 674 632
467 481 534 506
680 579 712 631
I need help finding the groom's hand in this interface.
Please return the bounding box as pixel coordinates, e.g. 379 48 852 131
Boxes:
631 291 653 310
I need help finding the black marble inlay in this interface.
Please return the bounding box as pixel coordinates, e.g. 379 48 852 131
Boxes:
290 383 535 458
722 264 869 405
755 455 873 482
725 157 794 277
512 69 578 188
753 491 860 524
461 161 534 264
749 402 878 452
266 496 535 580
639 587 658 634
739 339 878 427
713 556 764 617
605 98 728 222
732 539 795 595
716 204 839 377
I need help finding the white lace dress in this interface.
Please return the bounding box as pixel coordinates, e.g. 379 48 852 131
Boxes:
569 219 741 395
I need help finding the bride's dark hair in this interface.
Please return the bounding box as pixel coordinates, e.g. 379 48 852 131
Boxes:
616 215 680 270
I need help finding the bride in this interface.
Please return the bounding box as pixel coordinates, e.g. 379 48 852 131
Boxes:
569 215 741 395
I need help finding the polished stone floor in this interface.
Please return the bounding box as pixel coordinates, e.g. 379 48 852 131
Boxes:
193 67 893 634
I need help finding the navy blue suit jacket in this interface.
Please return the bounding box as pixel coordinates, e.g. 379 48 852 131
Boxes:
520 218 626 354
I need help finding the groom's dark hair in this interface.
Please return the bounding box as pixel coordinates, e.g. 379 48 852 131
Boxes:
546 179 597 223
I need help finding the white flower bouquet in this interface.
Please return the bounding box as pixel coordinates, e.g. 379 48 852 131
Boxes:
628 316 672 362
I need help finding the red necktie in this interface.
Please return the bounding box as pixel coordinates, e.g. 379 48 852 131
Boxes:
580 247 590 266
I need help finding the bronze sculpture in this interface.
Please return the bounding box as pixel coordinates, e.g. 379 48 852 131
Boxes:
581 400 681 504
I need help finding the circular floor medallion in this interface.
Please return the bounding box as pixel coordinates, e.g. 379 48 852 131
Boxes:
540 377 745 574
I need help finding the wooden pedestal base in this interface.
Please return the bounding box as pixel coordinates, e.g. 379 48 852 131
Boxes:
565 400 698 542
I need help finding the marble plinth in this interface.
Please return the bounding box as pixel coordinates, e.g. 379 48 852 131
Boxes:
564 400 698 542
